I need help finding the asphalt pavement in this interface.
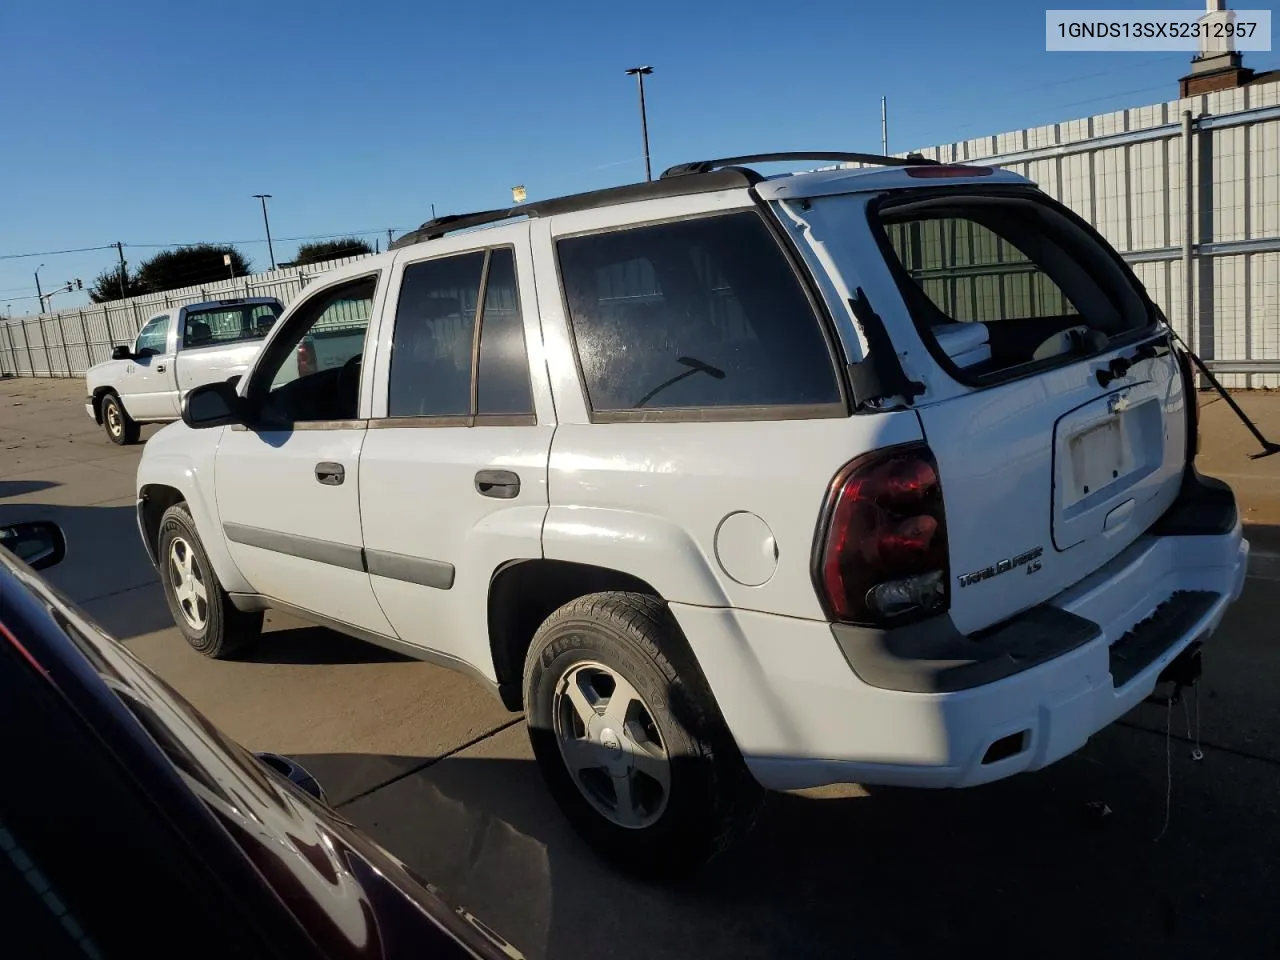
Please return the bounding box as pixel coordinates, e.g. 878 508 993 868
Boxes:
3 377 1279 960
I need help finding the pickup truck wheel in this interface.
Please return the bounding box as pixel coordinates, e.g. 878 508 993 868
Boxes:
101 393 140 445
523 592 762 879
158 503 262 658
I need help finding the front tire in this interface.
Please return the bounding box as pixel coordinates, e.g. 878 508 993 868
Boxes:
158 503 262 658
523 592 762 879
101 393 140 445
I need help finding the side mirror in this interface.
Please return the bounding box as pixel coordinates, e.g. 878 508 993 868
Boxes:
255 752 328 803
0 521 67 570
183 381 244 429
111 345 133 361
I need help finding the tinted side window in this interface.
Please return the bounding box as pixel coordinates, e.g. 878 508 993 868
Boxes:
388 252 484 417
557 213 840 413
476 249 533 417
135 316 170 355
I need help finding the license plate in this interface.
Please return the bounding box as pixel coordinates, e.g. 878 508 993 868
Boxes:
1066 417 1127 503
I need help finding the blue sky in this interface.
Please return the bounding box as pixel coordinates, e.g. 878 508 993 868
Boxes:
2 0 1271 314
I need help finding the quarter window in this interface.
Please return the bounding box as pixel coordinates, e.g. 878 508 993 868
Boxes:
556 212 841 414
476 249 533 416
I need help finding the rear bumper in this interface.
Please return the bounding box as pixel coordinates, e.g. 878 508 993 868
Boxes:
675 502 1247 792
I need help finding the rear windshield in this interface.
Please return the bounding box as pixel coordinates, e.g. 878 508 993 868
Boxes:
182 302 281 349
873 193 1153 383
556 211 842 416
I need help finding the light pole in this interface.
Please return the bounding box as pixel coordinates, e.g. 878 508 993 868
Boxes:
625 66 654 181
34 264 45 314
252 194 276 270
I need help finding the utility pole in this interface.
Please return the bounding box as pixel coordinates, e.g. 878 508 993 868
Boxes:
252 194 276 270
34 264 45 314
115 241 128 299
431 202 437 219
625 66 655 181
387 228 395 247
881 96 889 155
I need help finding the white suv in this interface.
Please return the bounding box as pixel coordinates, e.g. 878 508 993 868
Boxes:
135 152 1248 877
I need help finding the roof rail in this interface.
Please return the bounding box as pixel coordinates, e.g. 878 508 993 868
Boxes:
390 167 759 249
660 151 938 178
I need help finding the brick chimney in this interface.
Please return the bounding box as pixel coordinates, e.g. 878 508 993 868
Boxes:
1179 1 1255 96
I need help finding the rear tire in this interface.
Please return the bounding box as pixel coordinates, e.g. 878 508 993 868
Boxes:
101 393 140 445
523 591 762 879
158 503 262 658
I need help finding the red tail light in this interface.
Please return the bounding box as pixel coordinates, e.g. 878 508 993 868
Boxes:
1175 347 1199 461
296 339 317 378
814 443 949 625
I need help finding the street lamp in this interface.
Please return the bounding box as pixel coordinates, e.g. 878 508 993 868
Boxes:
252 194 276 270
625 66 654 182
34 264 45 314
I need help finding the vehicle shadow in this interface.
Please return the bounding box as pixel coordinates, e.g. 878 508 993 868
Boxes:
297 536 1280 960
0 479 61 499
0 501 159 614
241 624 412 666
299 731 1280 960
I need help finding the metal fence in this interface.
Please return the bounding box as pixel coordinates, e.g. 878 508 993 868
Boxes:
876 79 1280 388
7 81 1280 386
0 253 373 380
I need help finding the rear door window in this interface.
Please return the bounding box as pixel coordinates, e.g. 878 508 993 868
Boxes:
556 212 842 416
385 247 535 422
875 194 1152 381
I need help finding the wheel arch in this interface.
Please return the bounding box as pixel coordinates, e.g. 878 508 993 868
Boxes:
92 386 119 424
487 559 662 711
137 462 251 594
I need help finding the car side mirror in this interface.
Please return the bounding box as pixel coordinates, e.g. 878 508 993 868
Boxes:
183 380 244 429
0 521 67 570
112 345 133 361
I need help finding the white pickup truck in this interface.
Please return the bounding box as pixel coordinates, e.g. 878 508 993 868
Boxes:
85 298 283 444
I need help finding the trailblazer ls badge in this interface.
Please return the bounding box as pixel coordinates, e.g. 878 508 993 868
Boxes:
957 547 1044 588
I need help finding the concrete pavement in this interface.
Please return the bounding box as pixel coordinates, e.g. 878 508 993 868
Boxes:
3 376 1280 959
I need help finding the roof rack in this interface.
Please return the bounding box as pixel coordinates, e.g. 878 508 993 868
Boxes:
389 167 760 249
390 153 938 249
660 151 937 178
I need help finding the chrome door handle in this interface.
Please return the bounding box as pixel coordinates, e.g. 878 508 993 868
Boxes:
475 469 520 499
315 462 345 486
157 363 166 373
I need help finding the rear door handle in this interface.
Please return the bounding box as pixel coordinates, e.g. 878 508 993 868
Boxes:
156 363 167 373
475 469 520 499
315 462 345 486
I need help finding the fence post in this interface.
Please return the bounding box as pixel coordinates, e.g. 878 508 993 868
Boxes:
3 322 17 376
243 279 251 297
1182 110 1196 359
130 300 142 338
35 317 54 377
78 309 92 366
56 312 73 377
